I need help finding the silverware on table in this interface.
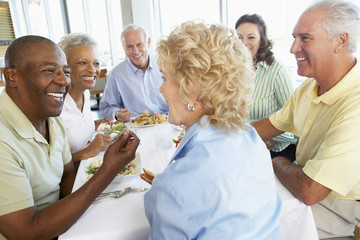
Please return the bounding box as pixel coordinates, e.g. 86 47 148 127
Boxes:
93 187 148 203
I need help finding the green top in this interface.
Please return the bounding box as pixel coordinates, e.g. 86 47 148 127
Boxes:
250 59 297 152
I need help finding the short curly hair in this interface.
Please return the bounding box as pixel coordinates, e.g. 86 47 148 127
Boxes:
58 33 97 59
235 14 274 66
157 21 254 132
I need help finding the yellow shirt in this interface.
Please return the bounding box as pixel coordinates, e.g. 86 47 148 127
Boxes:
270 61 360 200
0 90 72 219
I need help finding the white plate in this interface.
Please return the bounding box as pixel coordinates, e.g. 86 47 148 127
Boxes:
129 114 168 128
82 152 141 182
130 122 167 128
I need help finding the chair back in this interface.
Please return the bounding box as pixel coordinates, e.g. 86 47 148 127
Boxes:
90 68 107 94
0 67 5 87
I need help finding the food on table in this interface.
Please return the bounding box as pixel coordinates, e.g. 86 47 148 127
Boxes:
86 156 136 180
131 111 167 126
172 131 185 148
140 168 156 185
112 122 126 132
97 121 126 132
97 122 111 132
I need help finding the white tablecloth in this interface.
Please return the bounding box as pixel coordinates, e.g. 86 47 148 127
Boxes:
59 124 318 240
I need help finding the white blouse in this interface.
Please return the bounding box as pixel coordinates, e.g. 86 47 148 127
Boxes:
60 90 95 153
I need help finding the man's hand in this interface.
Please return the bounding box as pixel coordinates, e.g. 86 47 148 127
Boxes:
115 108 131 123
0 132 140 240
272 156 331 205
100 130 140 178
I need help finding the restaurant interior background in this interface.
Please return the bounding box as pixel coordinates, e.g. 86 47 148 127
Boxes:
1 0 360 87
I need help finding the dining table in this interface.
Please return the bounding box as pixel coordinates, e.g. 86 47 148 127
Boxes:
58 123 319 240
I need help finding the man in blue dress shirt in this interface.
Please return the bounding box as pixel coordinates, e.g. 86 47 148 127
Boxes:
99 24 168 122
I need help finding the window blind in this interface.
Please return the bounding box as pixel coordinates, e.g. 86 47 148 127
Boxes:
0 1 15 57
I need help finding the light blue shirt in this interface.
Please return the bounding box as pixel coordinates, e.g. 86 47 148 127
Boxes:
144 116 282 240
99 56 168 119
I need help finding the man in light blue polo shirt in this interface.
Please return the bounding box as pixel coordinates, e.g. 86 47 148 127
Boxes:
99 24 168 122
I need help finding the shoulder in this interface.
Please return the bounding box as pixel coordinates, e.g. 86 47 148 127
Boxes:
49 116 68 137
148 55 161 73
107 60 131 77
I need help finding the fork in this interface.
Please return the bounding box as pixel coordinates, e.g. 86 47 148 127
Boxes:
93 187 148 203
117 110 142 116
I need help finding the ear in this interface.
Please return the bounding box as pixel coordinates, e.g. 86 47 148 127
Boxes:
334 32 349 53
4 68 18 87
147 37 151 48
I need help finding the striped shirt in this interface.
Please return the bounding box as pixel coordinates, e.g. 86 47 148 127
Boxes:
250 59 296 152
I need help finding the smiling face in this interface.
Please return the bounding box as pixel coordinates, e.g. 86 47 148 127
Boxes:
14 42 70 120
236 23 261 61
123 29 150 72
67 45 100 91
290 11 336 80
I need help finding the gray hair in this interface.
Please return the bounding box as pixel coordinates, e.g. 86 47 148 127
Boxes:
121 24 149 49
58 33 97 57
305 0 360 53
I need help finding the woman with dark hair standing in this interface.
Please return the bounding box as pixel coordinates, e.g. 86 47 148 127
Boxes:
235 14 297 161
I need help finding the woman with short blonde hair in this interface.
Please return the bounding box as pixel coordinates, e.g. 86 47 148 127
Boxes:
144 21 282 239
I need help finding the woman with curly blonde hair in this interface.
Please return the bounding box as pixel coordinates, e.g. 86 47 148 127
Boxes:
144 21 282 239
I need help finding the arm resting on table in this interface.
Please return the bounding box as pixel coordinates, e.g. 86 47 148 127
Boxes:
0 131 139 240
272 156 331 206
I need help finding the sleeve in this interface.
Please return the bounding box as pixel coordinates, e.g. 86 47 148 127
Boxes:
303 106 360 197
62 140 72 165
0 143 34 216
272 64 297 143
269 90 298 136
99 70 124 120
144 177 192 240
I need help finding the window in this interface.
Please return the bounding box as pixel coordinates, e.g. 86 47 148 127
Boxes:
66 0 86 33
44 0 66 42
87 0 112 68
4 0 360 70
158 0 220 36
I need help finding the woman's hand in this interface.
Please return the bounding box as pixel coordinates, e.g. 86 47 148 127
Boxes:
94 117 111 130
115 108 131 123
88 134 112 154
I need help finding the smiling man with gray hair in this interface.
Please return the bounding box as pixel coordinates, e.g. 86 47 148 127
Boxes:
99 24 168 123
253 0 360 238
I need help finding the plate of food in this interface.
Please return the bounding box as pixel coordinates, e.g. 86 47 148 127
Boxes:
82 152 141 182
130 110 167 127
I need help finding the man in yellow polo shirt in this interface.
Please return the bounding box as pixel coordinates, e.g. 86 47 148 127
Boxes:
253 0 360 239
0 36 140 239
